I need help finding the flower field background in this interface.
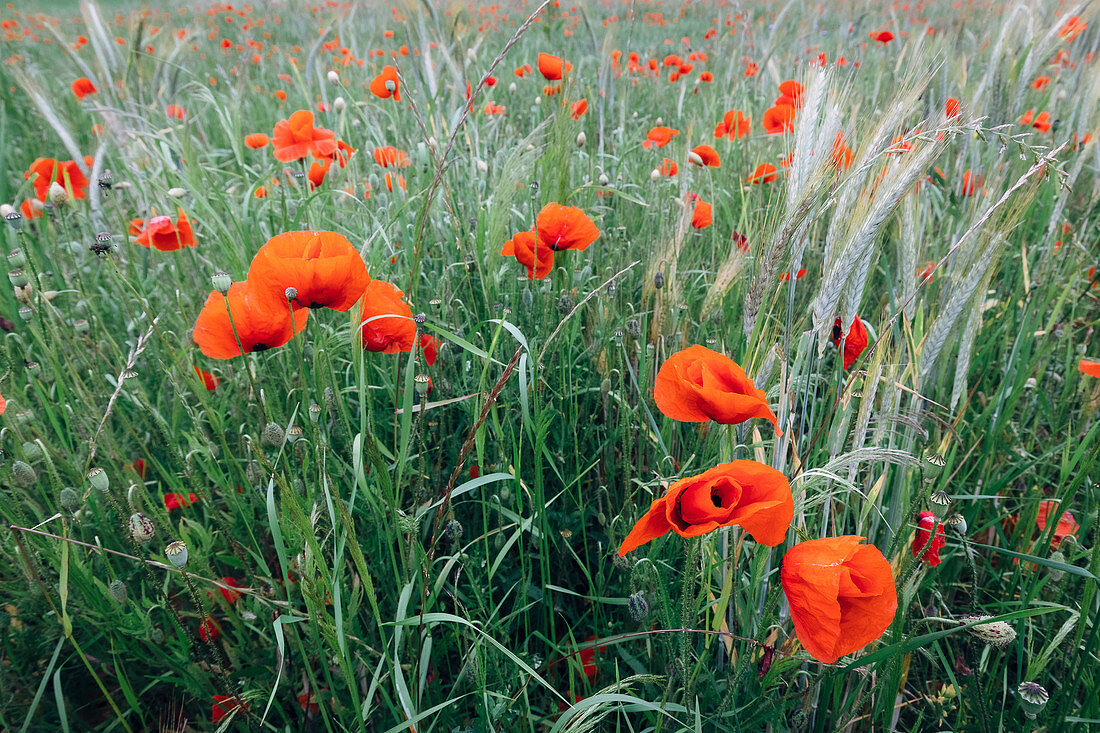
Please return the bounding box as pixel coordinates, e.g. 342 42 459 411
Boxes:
0 0 1098 730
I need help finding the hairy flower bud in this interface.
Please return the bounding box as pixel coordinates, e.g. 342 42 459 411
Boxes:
60 487 81 513
13 461 37 486
960 615 1016 648
262 422 285 446
129 512 155 543
628 591 649 622
108 579 128 603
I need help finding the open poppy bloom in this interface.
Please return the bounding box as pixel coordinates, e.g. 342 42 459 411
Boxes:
762 105 795 134
271 110 337 162
370 65 401 100
1035 501 1079 550
781 536 897 663
164 492 199 511
831 316 868 370
691 198 713 229
308 158 332 189
245 132 270 149
912 511 946 566
775 80 803 109
71 77 97 99
658 158 678 176
193 365 220 390
643 126 679 149
871 30 895 45
501 230 554 280
535 203 600 251
570 99 588 119
618 460 793 555
358 280 416 353
372 146 411 168
1081 359 1100 377
248 230 370 311
134 209 195 251
714 110 750 140
193 282 309 359
212 695 248 724
690 144 720 167
654 345 781 433
945 98 961 119
26 157 90 201
747 163 778 184
537 52 571 80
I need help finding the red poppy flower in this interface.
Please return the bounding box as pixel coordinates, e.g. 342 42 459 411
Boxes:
714 110 750 140
372 146 410 168
1081 359 1100 377
643 126 679 149
1032 111 1052 133
732 231 749 252
912 511 946 566
831 316 868 370
271 110 337 162
690 144 720 167
165 104 186 119
245 132 270 149
618 460 793 555
193 365 220 390
192 282 309 359
1035 501 1079 550
871 30 895 45
25 158 90 201
358 280 416 353
747 163 778 184
570 99 588 119
779 269 806 280
134 209 195 251
945 98 960 119
216 577 244 604
248 231 370 312
199 616 221 642
1032 75 1050 90
212 695 248 723
691 199 713 229
535 203 600 252
308 158 331 189
831 133 853 169
370 65 401 100
653 345 780 432
420 334 439 366
71 77 97 99
658 158 678 176
744 62 759 77
537 52 571 80
501 230 554 280
761 105 795 135
781 536 897 663
775 80 804 109
164 492 198 511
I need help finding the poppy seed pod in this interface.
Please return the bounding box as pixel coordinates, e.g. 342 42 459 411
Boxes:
929 491 951 519
73 319 90 335
286 425 304 443
923 452 946 479
9 269 28 287
87 467 109 492
6 210 24 229
108 579 127 603
653 271 665 289
8 248 26 268
1017 682 1049 719
59 487 81 513
557 292 573 315
165 541 188 569
414 373 432 395
211 272 232 295
18 307 33 323
284 286 298 301
262 422 285 446
308 402 322 423
129 512 155 543
945 513 967 535
13 461 38 486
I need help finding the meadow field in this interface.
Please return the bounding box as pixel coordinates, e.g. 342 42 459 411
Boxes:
0 0 1098 730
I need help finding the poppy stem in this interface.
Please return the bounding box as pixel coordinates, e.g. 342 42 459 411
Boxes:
220 293 265 421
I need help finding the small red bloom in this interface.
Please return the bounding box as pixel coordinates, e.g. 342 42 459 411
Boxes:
164 492 199 512
912 511 946 566
831 316 869 370
199 616 221 642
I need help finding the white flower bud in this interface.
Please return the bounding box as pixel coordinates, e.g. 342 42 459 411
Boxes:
508 82 516 93
687 151 704 166
48 181 68 205
168 187 187 198
327 70 339 84
0 204 13 218
576 131 586 147
650 169 661 182
333 96 346 112
598 173 610 186
476 159 488 173
535 96 541 105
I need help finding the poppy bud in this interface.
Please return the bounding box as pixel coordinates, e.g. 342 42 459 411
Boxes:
650 168 661 182
653 271 665 289
168 187 187 198
60 487 81 512
522 288 534 308
476 159 488 173
688 150 704 166
108 579 127 603
1047 552 1066 582
598 172 610 186
165 541 188 569
960 615 1016 648
211 272 232 294
324 386 337 410
508 82 516 92
929 491 951 519
73 319 90 335
262 422 285 446
444 519 463 544
88 467 110 491
13 460 36 486
627 591 649 622
945 513 967 535
308 402 322 423
129 512 155 543
7 248 26 267
1017 681 1049 719
333 96 346 112
576 131 586 147
48 182 68 205
557 292 573 315
327 70 339 84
